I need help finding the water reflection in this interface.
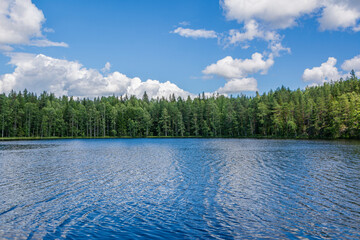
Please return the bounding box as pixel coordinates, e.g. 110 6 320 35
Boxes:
0 143 56 151
0 139 359 239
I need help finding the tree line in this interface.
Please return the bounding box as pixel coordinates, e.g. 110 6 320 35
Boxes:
0 72 359 139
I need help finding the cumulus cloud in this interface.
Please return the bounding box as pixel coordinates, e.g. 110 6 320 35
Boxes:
341 55 360 76
171 27 217 39
221 0 319 29
203 53 274 79
302 57 342 84
217 78 257 93
303 55 360 86
0 53 194 99
269 42 291 57
0 0 44 45
224 19 290 55
226 20 279 44
342 55 360 71
318 1 360 31
221 0 360 32
0 0 67 49
203 53 274 93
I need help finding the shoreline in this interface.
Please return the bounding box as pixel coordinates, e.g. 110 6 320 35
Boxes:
0 136 359 141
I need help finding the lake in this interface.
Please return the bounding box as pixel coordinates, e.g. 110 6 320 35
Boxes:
0 139 359 239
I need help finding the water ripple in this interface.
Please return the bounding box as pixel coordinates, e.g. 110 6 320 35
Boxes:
0 139 360 239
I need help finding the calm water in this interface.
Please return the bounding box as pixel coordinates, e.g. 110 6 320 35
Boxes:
0 139 359 239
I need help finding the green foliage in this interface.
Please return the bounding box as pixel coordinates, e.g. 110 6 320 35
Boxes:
1 75 360 139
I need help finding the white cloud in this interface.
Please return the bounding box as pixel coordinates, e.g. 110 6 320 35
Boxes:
319 1 360 31
225 19 290 56
302 57 341 84
354 26 360 32
221 0 360 31
0 0 67 49
30 39 68 47
0 0 44 45
172 1 360 52
221 0 319 29
102 62 111 72
227 20 280 44
203 53 274 79
0 45 13 51
303 55 360 86
43 27 54 33
172 27 217 39
203 53 274 93
217 78 257 93
342 55 360 71
0 53 194 99
341 55 360 76
269 42 291 57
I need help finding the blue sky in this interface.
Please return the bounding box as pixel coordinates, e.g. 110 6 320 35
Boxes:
0 0 360 98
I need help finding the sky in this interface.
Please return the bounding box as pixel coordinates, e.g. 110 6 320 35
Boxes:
0 0 360 99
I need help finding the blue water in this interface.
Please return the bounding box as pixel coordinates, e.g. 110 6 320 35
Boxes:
0 139 359 239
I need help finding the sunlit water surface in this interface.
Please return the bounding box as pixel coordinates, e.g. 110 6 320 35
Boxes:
0 139 359 239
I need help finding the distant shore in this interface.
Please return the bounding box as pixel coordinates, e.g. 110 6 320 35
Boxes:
0 136 358 141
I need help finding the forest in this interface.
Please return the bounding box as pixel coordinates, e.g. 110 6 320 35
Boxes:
0 71 359 139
